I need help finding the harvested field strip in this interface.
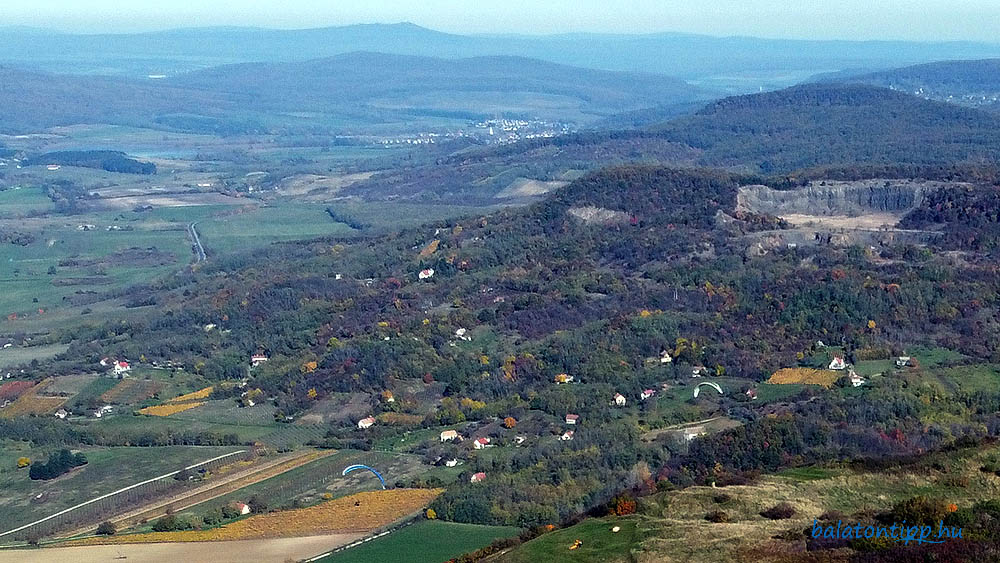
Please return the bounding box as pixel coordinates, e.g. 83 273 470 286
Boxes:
60 451 335 537
166 387 213 404
767 367 839 387
0 379 65 418
66 488 443 545
100 379 162 404
0 380 35 401
138 402 205 417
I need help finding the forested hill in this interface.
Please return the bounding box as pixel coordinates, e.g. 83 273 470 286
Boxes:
345 83 1000 201
43 164 1000 527
167 52 711 113
652 83 1000 173
830 59 1000 111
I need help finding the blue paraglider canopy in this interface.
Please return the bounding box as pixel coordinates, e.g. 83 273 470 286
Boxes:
342 464 387 489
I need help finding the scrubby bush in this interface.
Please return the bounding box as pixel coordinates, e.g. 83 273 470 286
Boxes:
761 502 796 520
705 510 730 523
96 521 116 536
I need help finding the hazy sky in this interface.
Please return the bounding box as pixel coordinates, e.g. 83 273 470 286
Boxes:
7 0 1000 41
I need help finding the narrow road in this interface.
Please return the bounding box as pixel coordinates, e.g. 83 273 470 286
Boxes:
188 222 206 262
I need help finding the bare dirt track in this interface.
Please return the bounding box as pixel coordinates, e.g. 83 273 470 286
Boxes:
0 533 363 563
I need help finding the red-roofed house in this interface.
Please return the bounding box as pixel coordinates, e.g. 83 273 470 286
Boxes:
565 414 579 425
829 356 847 370
470 472 486 483
234 502 251 515
613 393 626 407
113 361 131 376
473 437 491 449
560 430 575 441
640 389 656 400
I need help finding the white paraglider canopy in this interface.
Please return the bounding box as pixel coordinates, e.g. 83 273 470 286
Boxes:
693 381 723 398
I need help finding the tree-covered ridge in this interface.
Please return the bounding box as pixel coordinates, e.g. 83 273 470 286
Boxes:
654 83 1000 173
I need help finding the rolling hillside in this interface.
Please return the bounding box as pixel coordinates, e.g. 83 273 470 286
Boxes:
829 58 1000 111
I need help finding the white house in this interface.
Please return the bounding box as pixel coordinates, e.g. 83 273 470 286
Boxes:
357 416 376 429
640 389 656 400
445 458 459 467
113 361 131 376
829 356 848 370
660 350 673 364
440 430 460 442
473 437 491 449
895 356 911 368
234 502 252 516
565 414 579 425
691 366 706 378
250 354 269 368
418 268 435 280
849 370 866 387
455 328 471 341
560 430 575 441
54 408 68 419
95 405 114 418
514 436 526 446
683 426 706 441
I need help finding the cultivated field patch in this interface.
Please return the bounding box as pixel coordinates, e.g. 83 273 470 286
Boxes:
767 367 840 388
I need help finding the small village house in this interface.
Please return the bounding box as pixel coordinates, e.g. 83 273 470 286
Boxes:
560 430 575 441
640 389 656 400
445 459 459 467
113 361 131 376
234 502 251 515
745 388 758 400
250 354 269 368
357 416 376 429
418 268 435 280
829 356 848 370
473 437 491 449
565 414 579 425
440 429 460 442
613 393 626 407
660 350 673 364
54 408 68 419
849 369 866 387
691 366 706 378
895 356 911 368
470 472 486 483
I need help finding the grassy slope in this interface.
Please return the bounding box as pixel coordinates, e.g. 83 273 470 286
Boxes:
320 520 521 563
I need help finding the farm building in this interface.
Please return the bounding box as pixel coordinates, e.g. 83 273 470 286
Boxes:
445 459 459 467
234 502 251 515
54 408 68 419
250 354 269 368
849 370 866 387
94 405 113 418
357 416 376 429
640 389 656 400
470 472 486 483
683 426 706 441
691 366 707 378
565 414 579 425
660 350 673 364
829 356 848 370
560 430 575 441
418 268 435 280
895 356 911 368
613 393 626 406
454 328 471 341
473 437 491 449
440 430 460 442
113 361 131 376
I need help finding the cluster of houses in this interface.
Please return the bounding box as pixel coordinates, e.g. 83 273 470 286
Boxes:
99 358 131 377
828 355 866 387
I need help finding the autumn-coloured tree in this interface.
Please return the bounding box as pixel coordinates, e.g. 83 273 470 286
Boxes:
504 417 517 429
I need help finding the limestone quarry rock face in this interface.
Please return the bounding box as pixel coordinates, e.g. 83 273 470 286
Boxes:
568 206 630 225
736 179 953 218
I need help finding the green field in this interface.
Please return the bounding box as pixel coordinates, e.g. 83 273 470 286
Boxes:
0 445 242 532
499 517 643 563
0 344 69 369
0 186 54 216
320 520 521 563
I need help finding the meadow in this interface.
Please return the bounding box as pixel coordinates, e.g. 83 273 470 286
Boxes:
320 520 521 563
0 445 242 533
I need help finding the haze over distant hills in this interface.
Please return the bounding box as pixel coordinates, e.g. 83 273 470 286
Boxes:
5 23 1000 92
0 53 709 134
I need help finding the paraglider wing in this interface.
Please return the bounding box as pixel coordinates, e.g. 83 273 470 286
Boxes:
342 464 387 489
693 382 723 399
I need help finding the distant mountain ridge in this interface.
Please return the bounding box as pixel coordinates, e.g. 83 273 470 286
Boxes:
4 23 1000 91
